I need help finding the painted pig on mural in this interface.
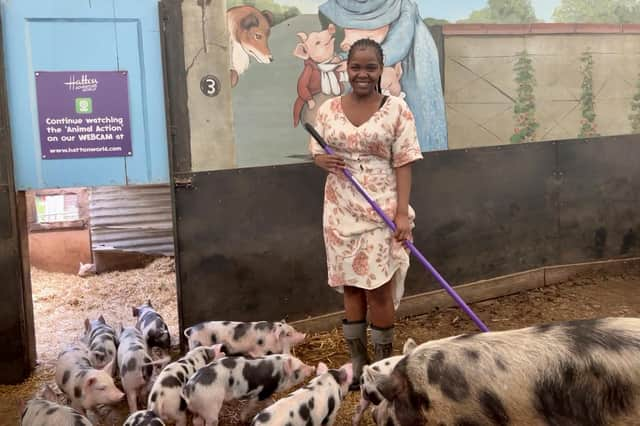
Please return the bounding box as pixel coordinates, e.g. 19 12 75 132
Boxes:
293 23 346 127
55 343 124 415
182 354 315 424
184 320 306 357
370 318 640 426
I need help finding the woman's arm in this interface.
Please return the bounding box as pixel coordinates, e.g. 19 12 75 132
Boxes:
394 163 412 241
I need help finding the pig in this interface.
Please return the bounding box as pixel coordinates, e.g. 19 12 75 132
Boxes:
20 384 93 426
132 300 171 351
370 317 640 426
78 262 96 277
117 326 170 413
182 354 316 424
123 409 166 426
83 315 118 375
184 320 306 357
147 345 225 426
381 63 404 98
352 337 417 425
251 361 353 426
54 343 124 415
292 23 346 127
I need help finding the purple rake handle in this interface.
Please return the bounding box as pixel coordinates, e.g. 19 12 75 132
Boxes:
304 123 489 333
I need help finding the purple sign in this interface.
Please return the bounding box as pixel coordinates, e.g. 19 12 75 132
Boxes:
35 71 132 159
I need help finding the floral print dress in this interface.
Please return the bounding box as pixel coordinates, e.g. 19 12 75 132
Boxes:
309 95 423 309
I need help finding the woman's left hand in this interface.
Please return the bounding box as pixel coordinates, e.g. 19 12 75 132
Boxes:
394 213 411 242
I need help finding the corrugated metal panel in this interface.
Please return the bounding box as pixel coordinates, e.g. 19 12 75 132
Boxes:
89 185 174 256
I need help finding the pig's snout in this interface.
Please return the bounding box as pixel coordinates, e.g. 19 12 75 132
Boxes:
268 55 273 62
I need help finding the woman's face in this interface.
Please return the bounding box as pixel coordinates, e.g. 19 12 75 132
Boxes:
347 46 382 97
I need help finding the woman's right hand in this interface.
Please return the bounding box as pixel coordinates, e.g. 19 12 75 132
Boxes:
314 154 346 175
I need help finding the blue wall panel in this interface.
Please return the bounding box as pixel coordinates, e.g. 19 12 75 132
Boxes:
1 0 169 189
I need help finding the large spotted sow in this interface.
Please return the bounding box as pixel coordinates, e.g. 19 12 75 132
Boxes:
251 361 353 426
147 345 224 426
184 320 306 357
182 354 315 424
371 317 640 426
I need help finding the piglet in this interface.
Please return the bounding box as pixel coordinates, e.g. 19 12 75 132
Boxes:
352 338 417 425
184 320 306 356
55 343 124 415
123 409 166 426
84 315 118 375
118 326 170 413
132 300 171 351
21 384 93 426
251 361 353 426
147 345 225 426
182 354 315 424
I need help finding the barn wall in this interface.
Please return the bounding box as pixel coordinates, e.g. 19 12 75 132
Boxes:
174 134 640 334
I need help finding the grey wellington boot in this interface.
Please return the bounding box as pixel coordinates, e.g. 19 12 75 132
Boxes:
371 325 394 361
342 319 370 391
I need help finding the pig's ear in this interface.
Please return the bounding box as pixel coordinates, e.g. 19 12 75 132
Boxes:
394 62 403 78
316 362 328 376
132 307 139 317
261 10 273 26
85 376 97 390
284 357 294 376
84 318 91 333
375 370 404 402
296 32 307 43
42 384 57 402
102 359 114 373
146 299 153 308
402 338 416 355
98 315 105 324
293 43 309 60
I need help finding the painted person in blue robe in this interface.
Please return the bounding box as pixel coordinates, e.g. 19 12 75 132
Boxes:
319 0 448 152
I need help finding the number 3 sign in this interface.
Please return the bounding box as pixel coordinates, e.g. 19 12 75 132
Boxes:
200 75 220 97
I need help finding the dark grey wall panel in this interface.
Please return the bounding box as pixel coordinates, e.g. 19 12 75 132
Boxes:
557 136 640 263
173 135 640 338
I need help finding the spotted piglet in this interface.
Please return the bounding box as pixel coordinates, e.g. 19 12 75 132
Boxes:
182 354 316 425
118 326 170 413
352 338 417 425
54 343 124 415
123 409 166 426
21 384 93 426
147 345 225 426
84 315 118 375
184 320 306 356
251 361 353 426
132 300 171 351
371 317 640 426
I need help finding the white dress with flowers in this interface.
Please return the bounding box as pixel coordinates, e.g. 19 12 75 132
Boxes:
308 96 423 309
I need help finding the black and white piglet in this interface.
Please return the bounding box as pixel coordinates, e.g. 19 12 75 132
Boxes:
84 315 118 375
182 354 315 425
123 409 166 426
184 320 306 357
54 343 124 415
132 300 171 351
21 384 93 426
251 361 353 426
147 344 225 426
